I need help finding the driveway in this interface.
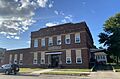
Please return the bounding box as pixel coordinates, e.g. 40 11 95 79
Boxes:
90 71 120 79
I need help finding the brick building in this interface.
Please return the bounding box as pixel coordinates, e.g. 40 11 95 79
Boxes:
0 48 6 65
4 22 94 68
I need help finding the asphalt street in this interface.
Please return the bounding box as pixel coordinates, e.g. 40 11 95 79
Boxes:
0 74 89 79
0 71 120 79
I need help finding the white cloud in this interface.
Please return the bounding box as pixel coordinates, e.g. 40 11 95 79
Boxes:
61 19 67 23
14 36 20 39
54 10 59 15
46 22 59 27
60 12 65 16
0 0 52 39
49 4 53 8
37 0 48 8
49 1 54 8
6 36 11 39
6 35 20 39
64 15 73 22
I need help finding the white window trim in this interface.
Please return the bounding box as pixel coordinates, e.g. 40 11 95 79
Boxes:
76 49 82 64
19 60 23 65
34 39 38 47
33 59 38 64
57 35 61 45
66 57 72 64
65 34 71 44
14 59 17 64
41 58 45 64
33 53 38 64
14 54 17 64
75 33 80 43
76 57 82 64
41 38 45 47
48 37 53 46
9 54 12 64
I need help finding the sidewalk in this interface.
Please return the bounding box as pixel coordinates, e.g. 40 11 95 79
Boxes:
30 69 54 75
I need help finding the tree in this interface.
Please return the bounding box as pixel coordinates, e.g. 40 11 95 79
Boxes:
98 13 120 64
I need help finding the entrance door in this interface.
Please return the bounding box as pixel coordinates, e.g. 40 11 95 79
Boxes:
51 55 59 67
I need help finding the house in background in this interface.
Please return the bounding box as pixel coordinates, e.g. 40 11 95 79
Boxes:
3 22 94 68
90 49 107 67
94 52 107 63
0 48 6 65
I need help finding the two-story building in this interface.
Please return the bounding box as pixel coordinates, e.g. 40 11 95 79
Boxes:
3 22 94 68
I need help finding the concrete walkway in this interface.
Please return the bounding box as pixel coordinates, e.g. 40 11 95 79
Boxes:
90 71 120 79
30 69 54 75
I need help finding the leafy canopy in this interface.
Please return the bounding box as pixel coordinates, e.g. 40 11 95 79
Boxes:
99 13 120 57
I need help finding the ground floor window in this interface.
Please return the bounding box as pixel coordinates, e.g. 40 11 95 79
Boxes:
14 60 17 64
66 57 71 64
33 59 38 64
76 57 82 64
19 60 23 65
41 58 45 64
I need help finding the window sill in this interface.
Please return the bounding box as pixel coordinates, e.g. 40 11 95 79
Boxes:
76 62 82 64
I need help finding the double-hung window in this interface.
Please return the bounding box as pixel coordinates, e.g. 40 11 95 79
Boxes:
14 54 17 64
19 54 23 65
48 37 53 46
9 54 12 64
65 34 70 44
66 50 72 64
41 38 45 47
33 53 38 64
34 39 38 47
66 57 71 64
76 50 82 64
57 35 61 45
75 33 80 43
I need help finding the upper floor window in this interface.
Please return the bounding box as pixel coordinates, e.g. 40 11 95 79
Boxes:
34 39 38 47
65 34 70 44
57 35 61 45
48 37 53 46
41 38 45 47
75 33 80 43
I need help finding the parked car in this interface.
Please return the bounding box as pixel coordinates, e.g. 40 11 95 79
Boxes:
0 64 19 75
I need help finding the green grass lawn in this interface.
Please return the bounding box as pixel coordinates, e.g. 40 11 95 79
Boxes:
19 68 44 73
113 65 120 72
19 68 90 76
42 69 90 75
54 69 90 72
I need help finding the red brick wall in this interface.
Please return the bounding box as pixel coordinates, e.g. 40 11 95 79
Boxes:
3 22 93 68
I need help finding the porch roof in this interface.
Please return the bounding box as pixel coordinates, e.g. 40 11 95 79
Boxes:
45 52 62 55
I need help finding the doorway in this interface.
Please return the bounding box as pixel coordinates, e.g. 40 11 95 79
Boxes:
51 54 59 67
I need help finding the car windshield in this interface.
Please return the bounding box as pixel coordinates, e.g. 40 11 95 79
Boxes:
2 64 11 68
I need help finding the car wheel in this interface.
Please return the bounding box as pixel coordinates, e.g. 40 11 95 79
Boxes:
5 70 10 75
13 71 17 75
14 72 17 75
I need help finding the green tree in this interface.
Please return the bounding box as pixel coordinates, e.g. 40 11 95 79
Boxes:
98 13 120 64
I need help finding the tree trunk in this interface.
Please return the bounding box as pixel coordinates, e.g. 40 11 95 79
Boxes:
116 56 119 64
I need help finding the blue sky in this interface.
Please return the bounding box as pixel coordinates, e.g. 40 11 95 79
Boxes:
0 0 120 50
